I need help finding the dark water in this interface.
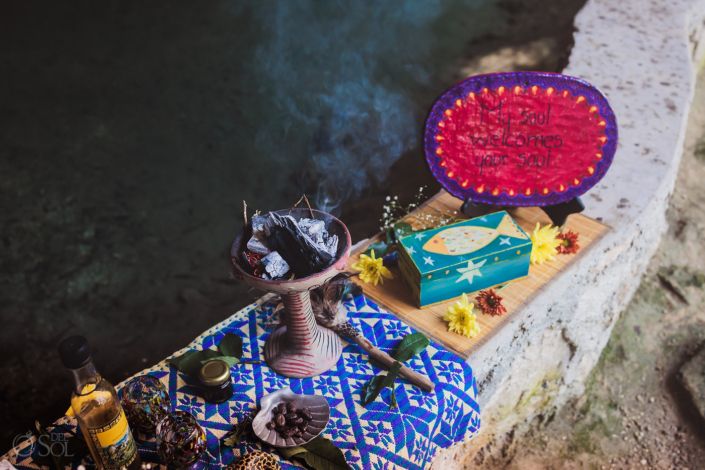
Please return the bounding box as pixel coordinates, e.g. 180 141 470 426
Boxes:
0 0 584 450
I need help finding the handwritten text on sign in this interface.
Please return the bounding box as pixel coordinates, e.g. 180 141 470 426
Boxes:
435 85 607 198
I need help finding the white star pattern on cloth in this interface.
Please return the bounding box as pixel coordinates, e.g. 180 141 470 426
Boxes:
499 237 511 245
423 256 434 266
455 259 487 284
406 246 416 255
415 233 427 240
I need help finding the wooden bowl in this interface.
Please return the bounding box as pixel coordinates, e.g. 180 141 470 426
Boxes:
252 388 330 448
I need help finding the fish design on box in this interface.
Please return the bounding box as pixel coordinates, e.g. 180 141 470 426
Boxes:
422 214 527 256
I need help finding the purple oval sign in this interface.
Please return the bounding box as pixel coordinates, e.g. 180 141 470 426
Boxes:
425 72 618 206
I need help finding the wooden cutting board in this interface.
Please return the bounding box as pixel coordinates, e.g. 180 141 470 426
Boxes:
347 190 609 359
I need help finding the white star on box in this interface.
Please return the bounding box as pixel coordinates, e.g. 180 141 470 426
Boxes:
455 259 487 284
406 246 416 255
415 233 427 240
499 237 511 245
479 216 488 222
423 256 434 266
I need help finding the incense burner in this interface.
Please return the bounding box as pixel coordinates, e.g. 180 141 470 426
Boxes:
231 208 351 378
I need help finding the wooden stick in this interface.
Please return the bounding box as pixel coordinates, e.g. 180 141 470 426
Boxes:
242 200 248 228
352 335 435 393
302 194 315 219
289 194 316 219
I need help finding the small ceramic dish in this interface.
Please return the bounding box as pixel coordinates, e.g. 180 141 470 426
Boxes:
252 388 330 448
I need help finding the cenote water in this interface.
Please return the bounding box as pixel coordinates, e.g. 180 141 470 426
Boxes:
0 0 584 448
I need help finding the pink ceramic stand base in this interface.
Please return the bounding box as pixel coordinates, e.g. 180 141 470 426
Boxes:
264 325 342 378
263 291 343 379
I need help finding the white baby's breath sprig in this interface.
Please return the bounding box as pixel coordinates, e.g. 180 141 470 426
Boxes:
379 186 463 232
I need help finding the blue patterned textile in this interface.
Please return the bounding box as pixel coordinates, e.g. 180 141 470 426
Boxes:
3 294 480 469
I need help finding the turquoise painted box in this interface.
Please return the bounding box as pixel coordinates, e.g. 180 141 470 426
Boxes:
398 211 532 308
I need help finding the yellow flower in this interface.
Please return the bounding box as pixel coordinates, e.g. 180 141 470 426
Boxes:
529 222 561 265
443 294 481 338
352 251 393 286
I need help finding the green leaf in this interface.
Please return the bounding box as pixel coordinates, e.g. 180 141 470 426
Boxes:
202 349 220 359
393 333 430 363
386 228 396 244
393 222 413 239
301 436 353 470
223 413 253 447
361 361 402 407
201 356 240 367
390 388 398 410
218 333 243 359
278 446 308 460
364 241 389 258
360 375 384 406
167 349 219 377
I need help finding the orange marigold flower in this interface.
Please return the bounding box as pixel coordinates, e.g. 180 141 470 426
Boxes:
475 289 507 317
556 230 580 255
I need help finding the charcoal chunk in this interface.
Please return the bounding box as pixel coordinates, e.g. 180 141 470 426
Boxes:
298 218 326 243
299 218 338 257
262 213 333 277
246 215 271 256
324 234 339 257
251 214 267 232
261 251 289 279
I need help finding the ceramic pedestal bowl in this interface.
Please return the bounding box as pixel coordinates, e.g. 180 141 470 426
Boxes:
231 208 351 378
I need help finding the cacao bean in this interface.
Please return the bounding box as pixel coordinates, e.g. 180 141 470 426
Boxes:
298 408 313 420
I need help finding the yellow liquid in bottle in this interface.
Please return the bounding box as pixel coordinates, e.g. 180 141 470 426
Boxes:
71 381 141 470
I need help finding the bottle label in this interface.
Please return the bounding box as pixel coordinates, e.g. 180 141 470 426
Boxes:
87 409 137 469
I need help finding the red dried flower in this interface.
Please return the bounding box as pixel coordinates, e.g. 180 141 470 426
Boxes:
475 289 507 317
556 230 580 255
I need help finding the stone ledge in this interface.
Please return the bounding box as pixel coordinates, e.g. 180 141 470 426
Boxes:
433 0 705 467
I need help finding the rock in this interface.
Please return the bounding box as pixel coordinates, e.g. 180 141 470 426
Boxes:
657 265 705 305
678 347 705 420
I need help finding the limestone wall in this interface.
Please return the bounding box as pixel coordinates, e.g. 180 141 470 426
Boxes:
433 0 705 466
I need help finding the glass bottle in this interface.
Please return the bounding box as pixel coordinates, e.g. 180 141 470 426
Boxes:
58 336 142 470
